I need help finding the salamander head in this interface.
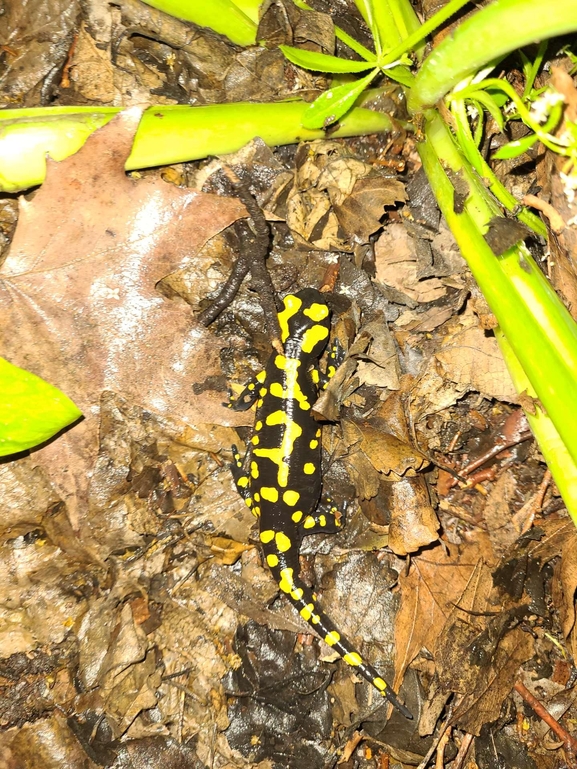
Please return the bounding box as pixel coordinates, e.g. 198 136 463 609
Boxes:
278 288 331 358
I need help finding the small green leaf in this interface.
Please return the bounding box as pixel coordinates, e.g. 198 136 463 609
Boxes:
492 132 539 160
0 357 82 456
302 70 379 129
280 45 376 73
382 64 415 88
470 91 505 131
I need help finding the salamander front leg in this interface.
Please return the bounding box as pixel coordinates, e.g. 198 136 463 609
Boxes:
227 371 267 411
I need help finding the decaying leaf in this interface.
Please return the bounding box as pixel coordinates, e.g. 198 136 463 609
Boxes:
375 222 446 303
394 541 485 687
286 142 404 250
0 107 249 525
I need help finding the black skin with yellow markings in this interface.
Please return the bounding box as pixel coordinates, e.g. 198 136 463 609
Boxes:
231 288 412 719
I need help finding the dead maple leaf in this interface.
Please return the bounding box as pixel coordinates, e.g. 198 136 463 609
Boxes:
0 107 249 526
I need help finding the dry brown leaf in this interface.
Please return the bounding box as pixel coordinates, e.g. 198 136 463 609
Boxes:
374 222 446 303
333 175 406 243
0 107 249 525
482 470 518 556
394 541 479 686
435 318 517 402
452 626 534 735
385 476 439 555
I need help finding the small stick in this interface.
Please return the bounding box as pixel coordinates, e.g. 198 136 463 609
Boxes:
514 680 577 753
452 732 474 769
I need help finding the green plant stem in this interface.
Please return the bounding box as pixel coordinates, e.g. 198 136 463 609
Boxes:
139 0 258 46
420 112 577 467
409 0 577 113
0 100 393 193
495 329 577 523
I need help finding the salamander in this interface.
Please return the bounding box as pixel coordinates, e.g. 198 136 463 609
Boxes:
230 288 411 718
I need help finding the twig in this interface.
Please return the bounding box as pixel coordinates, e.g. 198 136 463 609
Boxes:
514 680 577 753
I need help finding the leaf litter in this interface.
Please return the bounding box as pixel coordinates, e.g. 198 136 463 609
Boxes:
2 5 577 769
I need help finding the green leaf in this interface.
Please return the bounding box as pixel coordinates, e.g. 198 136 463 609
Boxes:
279 45 376 73
469 91 505 131
302 69 379 129
382 64 415 87
492 132 539 159
0 358 82 456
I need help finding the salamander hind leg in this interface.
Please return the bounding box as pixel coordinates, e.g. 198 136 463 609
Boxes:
300 496 345 535
264 545 412 718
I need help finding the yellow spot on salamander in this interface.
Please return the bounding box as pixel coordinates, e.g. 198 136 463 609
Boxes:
245 498 252 508
316 428 321 437
269 382 284 399
257 399 263 407
253 506 261 517
303 302 329 322
255 420 263 431
303 463 315 475
311 369 320 384
291 587 304 600
275 354 287 370
309 439 318 449
256 371 266 383
303 516 316 529
253 493 260 502
275 532 292 552
251 435 259 445
278 567 294 593
248 383 255 390
301 324 329 354
267 553 279 568
300 603 315 621
237 476 249 488
250 462 259 479
255 413 302 487
278 294 302 342
266 358 311 410
260 487 279 502
283 490 300 506
259 387 267 397
324 631 340 646
373 677 388 692
319 515 326 527
260 530 275 543
343 652 363 666
291 511 303 523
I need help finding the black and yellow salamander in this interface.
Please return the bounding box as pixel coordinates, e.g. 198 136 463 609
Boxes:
230 288 412 718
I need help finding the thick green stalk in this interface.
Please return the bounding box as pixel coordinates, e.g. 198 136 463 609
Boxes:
409 0 577 113
495 329 577 523
419 112 577 468
0 101 392 193
139 0 258 46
